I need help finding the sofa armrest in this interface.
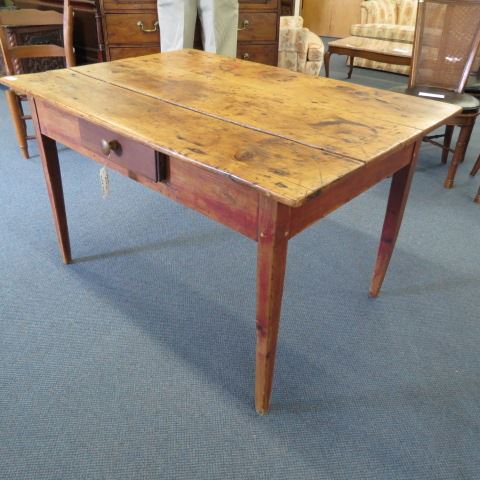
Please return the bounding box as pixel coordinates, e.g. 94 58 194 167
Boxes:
306 31 324 63
359 0 397 24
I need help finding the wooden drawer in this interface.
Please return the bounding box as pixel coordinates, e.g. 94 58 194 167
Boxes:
109 46 160 61
105 13 159 45
237 43 277 65
239 0 278 11
102 0 156 11
237 13 277 42
36 100 160 182
78 121 159 181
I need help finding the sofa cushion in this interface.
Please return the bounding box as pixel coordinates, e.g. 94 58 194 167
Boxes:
350 23 414 43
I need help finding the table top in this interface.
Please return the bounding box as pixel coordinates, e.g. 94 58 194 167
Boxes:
0 49 458 206
328 36 412 58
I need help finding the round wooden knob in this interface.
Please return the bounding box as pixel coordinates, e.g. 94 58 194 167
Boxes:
100 139 120 156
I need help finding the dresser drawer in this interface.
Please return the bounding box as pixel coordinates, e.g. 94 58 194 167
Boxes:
109 46 160 60
105 13 160 45
102 0 156 11
237 13 277 42
237 43 277 65
239 0 278 11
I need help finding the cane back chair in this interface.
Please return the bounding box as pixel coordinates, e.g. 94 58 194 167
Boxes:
398 0 480 189
0 1 74 159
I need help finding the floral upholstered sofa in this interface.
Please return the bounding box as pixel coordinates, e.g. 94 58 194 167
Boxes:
278 16 325 76
349 0 418 74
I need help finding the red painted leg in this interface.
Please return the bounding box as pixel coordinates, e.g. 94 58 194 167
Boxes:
255 196 290 414
369 141 421 297
30 98 72 264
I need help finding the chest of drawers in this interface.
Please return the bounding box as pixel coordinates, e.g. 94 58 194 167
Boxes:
100 0 281 66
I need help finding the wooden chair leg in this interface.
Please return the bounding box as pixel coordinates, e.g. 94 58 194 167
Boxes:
441 125 454 164
470 154 480 177
444 123 471 189
5 90 29 159
472 154 480 204
460 123 474 163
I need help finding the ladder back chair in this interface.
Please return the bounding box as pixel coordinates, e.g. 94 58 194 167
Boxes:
0 1 75 159
398 0 480 190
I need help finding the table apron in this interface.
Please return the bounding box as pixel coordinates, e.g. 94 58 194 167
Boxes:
33 98 260 241
329 46 411 66
289 143 416 238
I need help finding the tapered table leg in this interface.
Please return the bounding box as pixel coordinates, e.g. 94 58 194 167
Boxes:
255 197 290 414
369 141 421 297
30 99 71 264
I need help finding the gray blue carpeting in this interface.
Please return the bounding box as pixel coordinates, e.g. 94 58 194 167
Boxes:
1 47 479 479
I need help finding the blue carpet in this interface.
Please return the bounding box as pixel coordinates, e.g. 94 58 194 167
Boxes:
0 48 479 480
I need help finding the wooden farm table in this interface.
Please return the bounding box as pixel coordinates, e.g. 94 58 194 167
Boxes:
324 36 412 78
1 50 459 414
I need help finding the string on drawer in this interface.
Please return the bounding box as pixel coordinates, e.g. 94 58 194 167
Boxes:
99 161 110 199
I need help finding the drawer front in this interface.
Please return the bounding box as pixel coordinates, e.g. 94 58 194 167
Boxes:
239 0 278 11
109 46 160 61
105 13 160 45
102 0 156 11
78 121 158 181
237 43 277 66
237 13 277 42
103 0 276 12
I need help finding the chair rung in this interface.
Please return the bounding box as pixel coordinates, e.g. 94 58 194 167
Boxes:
422 137 454 153
21 115 32 120
26 135 36 140
424 133 446 141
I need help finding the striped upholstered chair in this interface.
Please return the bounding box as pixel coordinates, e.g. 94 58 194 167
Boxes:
350 0 417 74
278 16 324 76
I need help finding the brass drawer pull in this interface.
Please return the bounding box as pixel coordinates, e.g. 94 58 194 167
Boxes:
136 20 159 33
101 139 121 156
238 19 250 31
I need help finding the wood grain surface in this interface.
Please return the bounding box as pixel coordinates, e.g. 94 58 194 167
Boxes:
74 51 459 158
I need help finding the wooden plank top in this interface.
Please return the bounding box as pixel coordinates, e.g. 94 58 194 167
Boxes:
0 50 460 206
